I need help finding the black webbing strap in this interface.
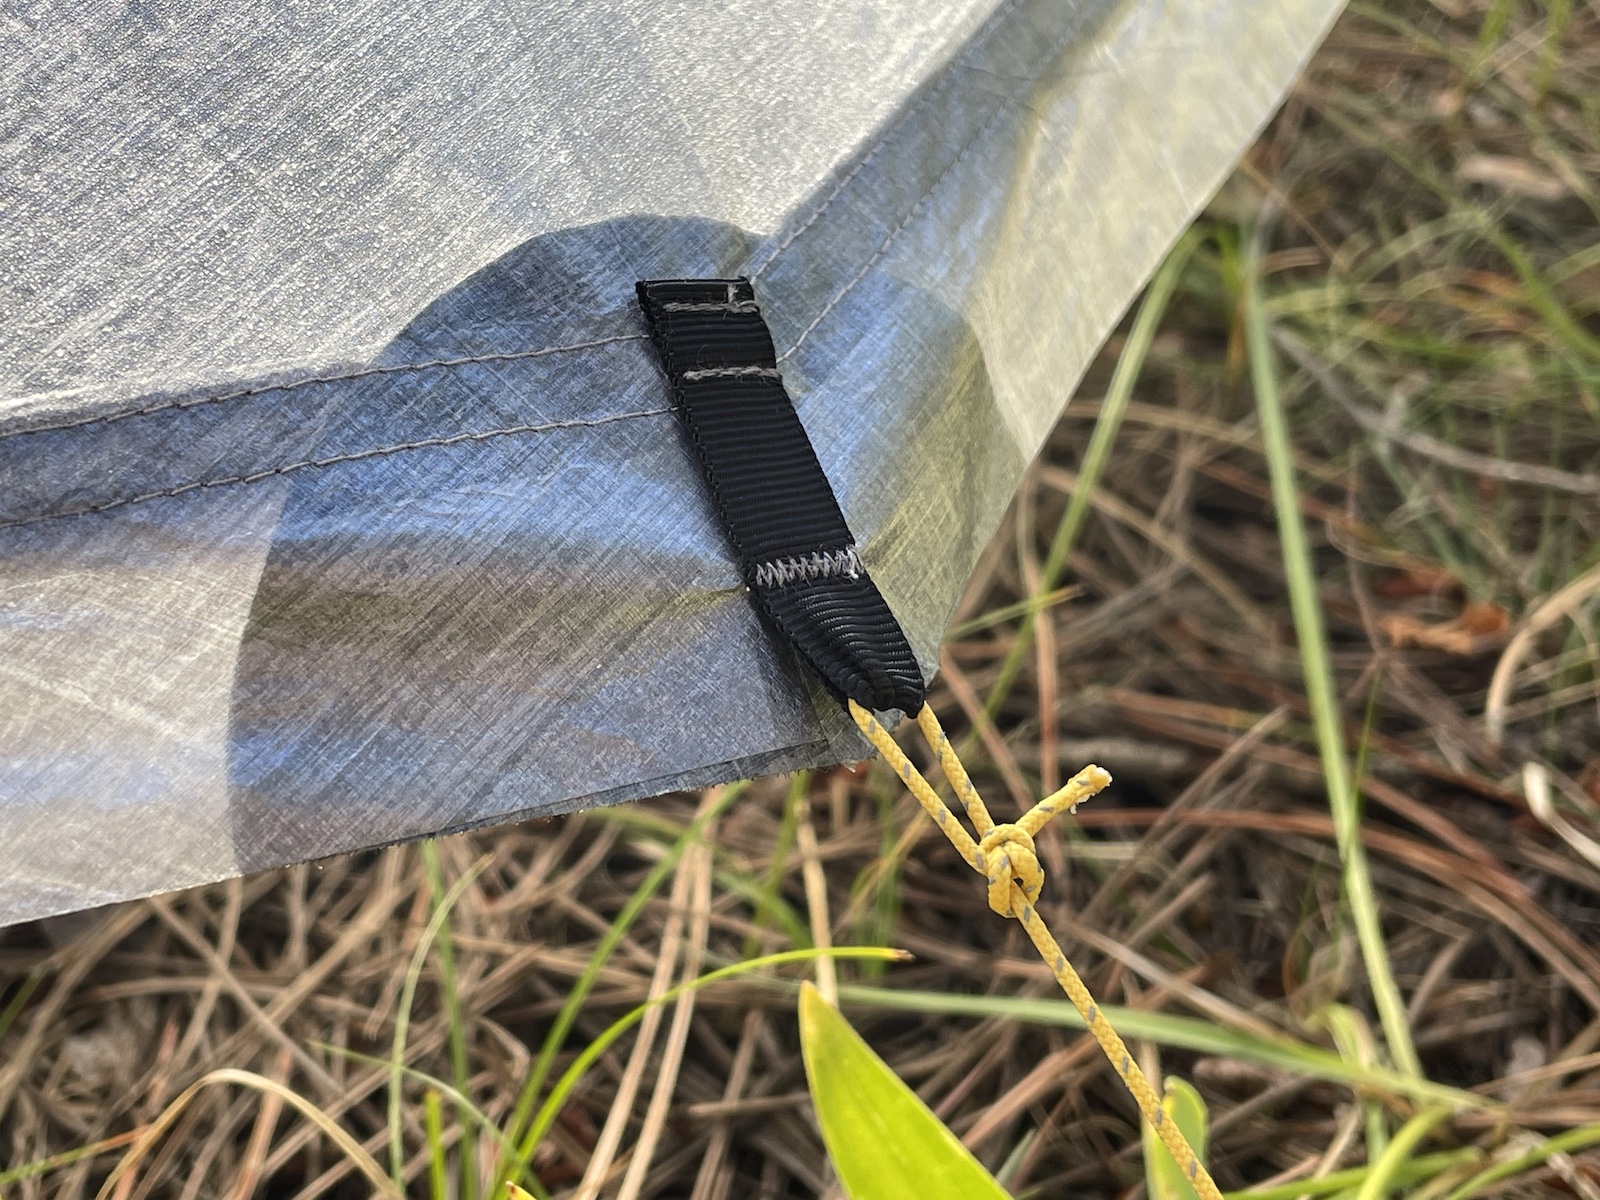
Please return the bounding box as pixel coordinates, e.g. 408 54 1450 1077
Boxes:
636 277 925 715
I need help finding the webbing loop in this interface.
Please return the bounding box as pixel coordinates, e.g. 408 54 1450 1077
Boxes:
638 278 1218 1200
635 278 925 714
849 699 1224 1200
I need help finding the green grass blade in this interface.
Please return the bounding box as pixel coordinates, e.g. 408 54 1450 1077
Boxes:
1311 1005 1388 1160
857 778 904 981
1534 0 1572 108
1443 1121 1600 1200
1483 224 1600 365
389 853 488 1189
0 961 49 1046
985 226 1204 718
946 584 1080 640
1144 1079 1210 1200
800 982 1012 1200
424 1088 448 1200
1474 0 1516 70
492 782 746 1190
834 986 1480 1111
508 948 904 1188
1242 234 1423 1081
745 773 806 959
314 1043 521 1164
422 840 478 1200
1226 1150 1483 1200
1354 1108 1451 1200
0 1132 150 1188
591 802 812 948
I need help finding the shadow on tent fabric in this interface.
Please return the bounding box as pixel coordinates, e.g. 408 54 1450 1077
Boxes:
223 213 1010 872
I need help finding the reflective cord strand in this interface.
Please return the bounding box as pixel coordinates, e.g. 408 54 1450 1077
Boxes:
849 700 1223 1200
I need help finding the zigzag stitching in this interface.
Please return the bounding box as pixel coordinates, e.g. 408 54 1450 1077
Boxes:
751 546 863 589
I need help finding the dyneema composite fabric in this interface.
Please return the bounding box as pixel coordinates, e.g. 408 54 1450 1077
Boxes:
1 0 1344 924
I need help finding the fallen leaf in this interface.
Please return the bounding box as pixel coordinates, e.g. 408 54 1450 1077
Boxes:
1381 601 1509 654
1458 600 1511 636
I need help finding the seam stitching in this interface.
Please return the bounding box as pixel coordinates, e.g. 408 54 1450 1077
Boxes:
751 547 864 589
659 301 759 313
0 334 649 443
778 7 1085 365
679 365 781 382
0 407 672 531
9 0 1054 527
747 0 1024 280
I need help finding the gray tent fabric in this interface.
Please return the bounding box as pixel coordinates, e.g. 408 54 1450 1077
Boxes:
1 0 1344 925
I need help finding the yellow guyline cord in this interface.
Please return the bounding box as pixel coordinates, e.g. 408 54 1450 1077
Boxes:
849 699 1222 1200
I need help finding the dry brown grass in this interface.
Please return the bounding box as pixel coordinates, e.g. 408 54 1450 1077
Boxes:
5 2 1600 1197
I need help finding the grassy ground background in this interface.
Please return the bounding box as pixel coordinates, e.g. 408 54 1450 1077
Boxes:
4 2 1600 1196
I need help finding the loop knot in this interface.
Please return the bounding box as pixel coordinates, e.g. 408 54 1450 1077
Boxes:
978 824 1043 917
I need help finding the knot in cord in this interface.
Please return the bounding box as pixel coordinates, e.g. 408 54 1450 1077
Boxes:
978 823 1042 917
847 701 1220 1200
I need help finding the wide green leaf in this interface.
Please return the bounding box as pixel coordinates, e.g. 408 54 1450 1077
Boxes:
798 982 1013 1200
1143 1078 1210 1200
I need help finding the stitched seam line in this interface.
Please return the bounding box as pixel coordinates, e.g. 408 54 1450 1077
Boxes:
0 334 649 443
679 365 781 381
7 5 1030 441
778 7 1085 366
7 0 1029 447
0 407 672 531
751 547 863 589
748 0 1023 280
659 301 759 313
9 1 1054 526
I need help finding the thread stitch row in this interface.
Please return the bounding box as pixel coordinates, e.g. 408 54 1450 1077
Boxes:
747 0 1024 280
778 5 1084 365
18 0 1043 448
751 547 863 589
0 335 649 444
659 301 759 314
0 407 671 531
8 0 1039 445
10 1 1059 526
680 366 781 382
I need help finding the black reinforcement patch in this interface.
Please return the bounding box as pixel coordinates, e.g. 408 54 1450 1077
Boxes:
636 277 925 714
